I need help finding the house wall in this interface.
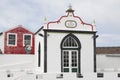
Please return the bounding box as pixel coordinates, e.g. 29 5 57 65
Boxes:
4 27 34 54
35 31 44 73
0 33 4 53
97 54 120 72
46 32 94 73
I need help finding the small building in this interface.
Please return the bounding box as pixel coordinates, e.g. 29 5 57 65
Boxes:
0 25 35 73
96 47 120 72
35 5 96 75
0 25 35 54
0 32 4 54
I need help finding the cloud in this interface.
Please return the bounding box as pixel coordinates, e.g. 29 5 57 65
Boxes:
0 0 120 46
0 0 41 31
97 34 120 47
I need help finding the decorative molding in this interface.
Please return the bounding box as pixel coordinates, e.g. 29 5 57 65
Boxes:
65 20 77 28
47 12 94 31
43 29 96 34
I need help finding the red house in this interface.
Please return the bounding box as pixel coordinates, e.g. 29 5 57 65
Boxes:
4 25 34 54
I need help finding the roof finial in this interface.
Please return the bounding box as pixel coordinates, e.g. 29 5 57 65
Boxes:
66 4 74 12
69 3 72 10
92 19 96 26
44 16 47 24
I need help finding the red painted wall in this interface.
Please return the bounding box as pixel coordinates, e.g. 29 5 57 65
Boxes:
4 26 35 54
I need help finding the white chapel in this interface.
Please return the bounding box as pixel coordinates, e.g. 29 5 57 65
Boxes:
35 5 97 76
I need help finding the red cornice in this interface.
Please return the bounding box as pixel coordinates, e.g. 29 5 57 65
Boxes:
47 12 94 31
72 12 94 31
47 13 69 29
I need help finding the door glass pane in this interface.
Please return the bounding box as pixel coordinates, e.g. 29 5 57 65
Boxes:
72 68 77 72
72 51 77 72
63 51 69 72
72 51 77 67
64 68 69 72
63 51 69 67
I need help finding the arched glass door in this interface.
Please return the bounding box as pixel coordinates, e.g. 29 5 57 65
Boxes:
61 34 81 73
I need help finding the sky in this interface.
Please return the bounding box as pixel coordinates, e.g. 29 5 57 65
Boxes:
0 0 120 47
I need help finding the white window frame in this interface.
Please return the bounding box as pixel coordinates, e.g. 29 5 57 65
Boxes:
23 34 32 46
62 36 78 48
7 33 17 46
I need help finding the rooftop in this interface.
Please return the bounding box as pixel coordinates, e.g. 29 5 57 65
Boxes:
96 47 120 54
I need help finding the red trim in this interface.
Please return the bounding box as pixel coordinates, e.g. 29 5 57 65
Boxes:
47 13 69 29
47 12 94 31
72 12 94 31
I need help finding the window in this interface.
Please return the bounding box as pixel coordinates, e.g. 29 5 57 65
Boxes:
23 34 32 46
61 34 81 73
56 74 63 78
76 73 83 78
62 36 78 48
7 33 17 46
118 73 120 77
97 73 104 78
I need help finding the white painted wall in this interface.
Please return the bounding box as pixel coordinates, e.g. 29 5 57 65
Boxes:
76 34 94 73
97 54 120 72
47 32 64 73
35 30 44 73
44 13 95 32
0 33 4 53
47 32 94 73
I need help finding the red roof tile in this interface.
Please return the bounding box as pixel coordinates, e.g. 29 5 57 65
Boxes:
96 47 120 54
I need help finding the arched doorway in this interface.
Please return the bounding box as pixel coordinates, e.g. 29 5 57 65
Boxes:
61 33 81 73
